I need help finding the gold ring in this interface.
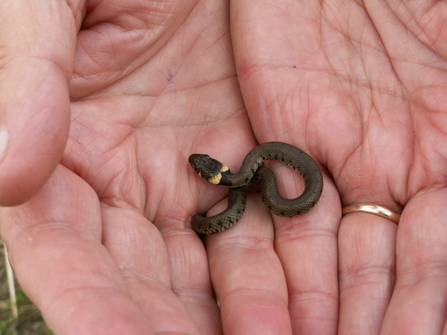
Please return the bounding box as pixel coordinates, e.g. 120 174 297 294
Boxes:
342 203 400 224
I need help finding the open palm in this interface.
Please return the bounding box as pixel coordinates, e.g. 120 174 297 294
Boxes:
2 1 447 335
230 1 447 334
0 1 259 334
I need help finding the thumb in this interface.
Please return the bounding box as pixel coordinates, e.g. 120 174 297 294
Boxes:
0 1 84 205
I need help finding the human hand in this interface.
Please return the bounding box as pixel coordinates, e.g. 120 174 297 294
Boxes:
230 1 447 334
0 1 81 205
0 0 260 334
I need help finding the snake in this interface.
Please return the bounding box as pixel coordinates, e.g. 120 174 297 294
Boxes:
188 141 323 234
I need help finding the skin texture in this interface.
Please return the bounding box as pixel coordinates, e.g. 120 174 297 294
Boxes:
1 1 447 335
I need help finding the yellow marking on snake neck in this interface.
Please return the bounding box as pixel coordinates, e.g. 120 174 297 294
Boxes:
207 164 229 185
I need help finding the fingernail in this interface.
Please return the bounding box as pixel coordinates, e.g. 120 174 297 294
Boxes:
0 126 9 162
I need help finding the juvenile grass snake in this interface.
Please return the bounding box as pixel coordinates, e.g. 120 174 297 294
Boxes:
189 142 323 234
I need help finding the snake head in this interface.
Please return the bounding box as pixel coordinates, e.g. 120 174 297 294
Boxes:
188 154 230 185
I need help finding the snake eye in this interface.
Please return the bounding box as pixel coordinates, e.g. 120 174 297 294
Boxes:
189 153 224 181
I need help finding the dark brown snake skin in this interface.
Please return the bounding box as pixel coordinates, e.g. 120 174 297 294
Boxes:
189 142 323 234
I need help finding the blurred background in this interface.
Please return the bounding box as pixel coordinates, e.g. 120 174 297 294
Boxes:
0 239 53 335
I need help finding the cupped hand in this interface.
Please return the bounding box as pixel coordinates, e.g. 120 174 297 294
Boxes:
0 0 262 334
230 0 447 334
3 0 446 334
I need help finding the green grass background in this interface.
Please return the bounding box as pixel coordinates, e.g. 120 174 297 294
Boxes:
0 240 53 335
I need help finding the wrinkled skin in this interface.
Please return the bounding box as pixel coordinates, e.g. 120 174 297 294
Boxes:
1 0 447 334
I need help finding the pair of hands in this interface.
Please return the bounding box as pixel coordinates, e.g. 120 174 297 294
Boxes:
1 0 447 334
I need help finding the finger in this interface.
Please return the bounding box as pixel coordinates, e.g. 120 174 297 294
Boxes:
0 1 84 205
338 212 397 335
380 189 447 335
273 174 340 334
0 165 154 335
207 195 293 334
162 229 223 334
101 207 201 334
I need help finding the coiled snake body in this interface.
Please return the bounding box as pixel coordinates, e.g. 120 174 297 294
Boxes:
189 142 323 234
